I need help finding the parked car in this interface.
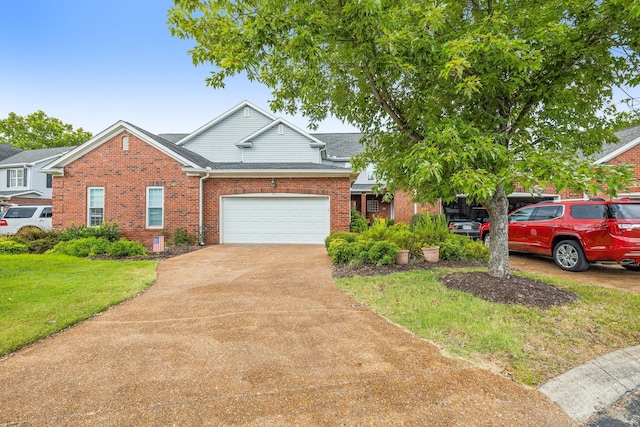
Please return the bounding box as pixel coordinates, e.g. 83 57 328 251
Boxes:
0 205 52 236
478 199 640 272
448 218 481 239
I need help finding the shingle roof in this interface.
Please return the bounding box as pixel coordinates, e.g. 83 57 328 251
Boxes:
312 133 364 159
0 144 23 161
157 133 189 143
0 146 75 166
124 123 216 168
205 162 349 171
594 124 640 161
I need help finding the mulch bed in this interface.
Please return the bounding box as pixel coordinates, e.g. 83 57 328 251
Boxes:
333 260 578 308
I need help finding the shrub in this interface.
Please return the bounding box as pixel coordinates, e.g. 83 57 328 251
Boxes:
353 239 376 264
0 238 28 254
15 227 49 241
462 240 490 261
108 239 147 257
327 239 357 264
51 237 111 258
439 234 468 261
173 228 197 246
61 222 122 242
410 213 450 247
27 237 61 254
367 241 400 266
325 231 358 249
350 209 368 233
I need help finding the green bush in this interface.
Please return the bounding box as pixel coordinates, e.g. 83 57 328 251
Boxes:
27 237 61 254
462 240 490 261
353 239 376 264
173 228 197 246
327 239 357 264
350 209 368 233
0 238 28 254
51 237 111 258
15 227 50 241
439 234 468 260
367 241 400 266
325 231 358 249
61 222 122 242
410 213 450 247
108 239 147 257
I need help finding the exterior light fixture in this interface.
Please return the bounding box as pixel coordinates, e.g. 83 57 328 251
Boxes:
271 178 276 188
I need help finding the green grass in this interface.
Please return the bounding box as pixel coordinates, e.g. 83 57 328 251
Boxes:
0 254 157 357
336 268 640 386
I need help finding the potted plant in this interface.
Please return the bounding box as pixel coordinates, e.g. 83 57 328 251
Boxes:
388 227 413 265
421 245 440 262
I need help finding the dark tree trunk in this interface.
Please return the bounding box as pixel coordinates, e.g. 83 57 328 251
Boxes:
483 184 510 278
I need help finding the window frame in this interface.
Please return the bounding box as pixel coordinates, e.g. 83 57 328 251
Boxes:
7 168 27 188
366 199 379 213
87 187 105 227
146 186 164 229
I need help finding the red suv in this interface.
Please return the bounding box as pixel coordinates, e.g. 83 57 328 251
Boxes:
478 199 640 272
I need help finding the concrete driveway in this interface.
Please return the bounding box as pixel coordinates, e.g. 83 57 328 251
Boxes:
0 245 571 426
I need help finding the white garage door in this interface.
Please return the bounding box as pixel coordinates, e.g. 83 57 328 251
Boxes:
221 196 330 244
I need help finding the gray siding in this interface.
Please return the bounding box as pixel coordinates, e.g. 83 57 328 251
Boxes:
183 107 273 162
242 125 320 163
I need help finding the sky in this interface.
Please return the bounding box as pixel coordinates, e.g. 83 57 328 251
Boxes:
1 1 638 138
0 0 358 136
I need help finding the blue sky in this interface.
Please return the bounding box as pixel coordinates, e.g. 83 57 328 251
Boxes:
0 0 357 136
1 1 637 138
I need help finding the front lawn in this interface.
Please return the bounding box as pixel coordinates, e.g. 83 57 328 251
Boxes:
335 267 640 386
0 254 157 357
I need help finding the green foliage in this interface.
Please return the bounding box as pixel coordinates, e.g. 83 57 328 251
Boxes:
410 213 450 248
367 241 400 266
108 239 148 258
173 228 197 246
327 239 357 264
51 237 111 258
462 240 490 262
325 231 358 249
0 238 28 254
61 222 122 243
439 234 467 261
350 209 368 233
0 111 92 149
15 227 49 241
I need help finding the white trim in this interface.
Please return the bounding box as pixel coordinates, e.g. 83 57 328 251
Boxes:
146 186 164 229
176 101 277 146
596 136 640 164
41 121 201 171
182 167 355 179
219 194 331 244
234 118 326 149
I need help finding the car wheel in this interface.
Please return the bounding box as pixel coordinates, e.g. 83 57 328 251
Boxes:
622 264 640 272
483 233 490 246
553 240 589 272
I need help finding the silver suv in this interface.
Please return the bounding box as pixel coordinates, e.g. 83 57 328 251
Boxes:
0 205 52 235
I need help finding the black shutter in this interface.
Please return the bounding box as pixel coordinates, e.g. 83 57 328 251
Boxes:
46 174 52 188
23 169 27 187
5 170 8 187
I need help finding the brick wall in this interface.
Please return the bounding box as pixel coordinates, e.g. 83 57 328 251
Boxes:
4 197 52 205
53 131 200 246
604 143 640 194
202 177 351 244
393 190 440 224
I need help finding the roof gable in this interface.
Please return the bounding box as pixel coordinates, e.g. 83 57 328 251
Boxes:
595 124 640 164
41 121 213 172
0 146 76 167
236 118 326 148
176 101 277 146
0 144 23 161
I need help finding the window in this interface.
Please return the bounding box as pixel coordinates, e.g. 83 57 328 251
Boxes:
571 204 607 219
532 205 563 221
509 207 535 222
46 174 53 189
146 187 164 228
366 165 376 181
40 207 52 218
4 207 36 219
6 168 27 188
87 187 104 226
367 199 379 213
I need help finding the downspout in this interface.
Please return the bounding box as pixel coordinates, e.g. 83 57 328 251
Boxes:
199 170 211 246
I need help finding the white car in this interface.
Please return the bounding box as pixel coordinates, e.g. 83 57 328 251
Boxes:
0 205 52 235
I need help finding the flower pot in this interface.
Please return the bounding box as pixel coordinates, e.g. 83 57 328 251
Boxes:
395 249 409 265
422 246 440 263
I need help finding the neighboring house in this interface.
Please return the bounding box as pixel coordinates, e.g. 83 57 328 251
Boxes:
0 144 23 161
42 102 355 246
0 146 74 206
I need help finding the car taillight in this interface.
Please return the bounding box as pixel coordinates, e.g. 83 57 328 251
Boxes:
608 222 624 235
0 219 7 226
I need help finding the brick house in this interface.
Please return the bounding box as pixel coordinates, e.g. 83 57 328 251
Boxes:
42 102 355 246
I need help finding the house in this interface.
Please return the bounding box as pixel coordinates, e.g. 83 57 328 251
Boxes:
0 146 74 206
42 102 355 246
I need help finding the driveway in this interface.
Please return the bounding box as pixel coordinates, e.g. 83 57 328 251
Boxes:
510 253 640 294
0 245 571 426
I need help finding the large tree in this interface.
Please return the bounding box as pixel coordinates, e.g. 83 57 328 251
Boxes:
0 111 92 149
168 0 639 278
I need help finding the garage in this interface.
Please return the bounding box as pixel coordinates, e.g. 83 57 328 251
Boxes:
221 195 330 244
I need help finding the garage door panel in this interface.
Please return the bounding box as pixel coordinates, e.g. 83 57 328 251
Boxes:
222 196 330 244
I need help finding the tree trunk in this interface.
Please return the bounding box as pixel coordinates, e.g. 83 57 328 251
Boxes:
483 185 510 278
